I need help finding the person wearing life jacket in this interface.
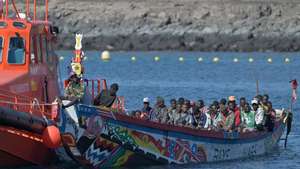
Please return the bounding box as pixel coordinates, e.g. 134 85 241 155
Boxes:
166 99 177 124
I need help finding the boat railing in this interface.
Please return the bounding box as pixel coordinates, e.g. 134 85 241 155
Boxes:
1 0 49 23
0 89 58 121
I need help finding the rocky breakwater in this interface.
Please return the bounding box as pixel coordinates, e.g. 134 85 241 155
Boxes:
49 0 300 51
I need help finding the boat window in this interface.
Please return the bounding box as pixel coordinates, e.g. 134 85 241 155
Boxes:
8 37 25 64
13 22 26 29
0 37 3 63
0 21 7 28
42 36 49 63
36 35 42 63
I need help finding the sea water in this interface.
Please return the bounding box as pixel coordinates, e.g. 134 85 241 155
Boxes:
25 51 300 169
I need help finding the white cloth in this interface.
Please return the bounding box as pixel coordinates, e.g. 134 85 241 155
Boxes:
254 107 264 125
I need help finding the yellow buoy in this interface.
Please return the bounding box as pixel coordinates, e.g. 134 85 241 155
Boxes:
284 57 290 63
179 57 184 62
59 56 64 60
154 56 160 62
248 57 254 63
233 58 239 63
213 57 219 63
101 50 111 61
267 57 272 63
131 56 136 61
198 57 203 62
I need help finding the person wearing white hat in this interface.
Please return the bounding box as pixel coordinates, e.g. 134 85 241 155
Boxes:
141 97 153 120
251 99 265 131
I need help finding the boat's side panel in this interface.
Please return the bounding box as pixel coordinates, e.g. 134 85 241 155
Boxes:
58 104 285 168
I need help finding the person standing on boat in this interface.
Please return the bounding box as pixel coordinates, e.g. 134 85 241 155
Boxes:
239 97 247 112
61 74 85 108
141 97 153 120
223 101 235 132
151 97 168 123
93 83 119 110
251 99 265 131
241 103 255 132
264 101 276 132
228 96 241 131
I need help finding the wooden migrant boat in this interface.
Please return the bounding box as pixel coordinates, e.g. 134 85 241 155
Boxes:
0 0 61 167
58 81 290 168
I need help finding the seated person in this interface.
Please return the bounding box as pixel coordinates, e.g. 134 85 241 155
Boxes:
141 97 153 120
61 74 85 108
241 103 255 132
176 103 193 127
151 97 168 123
167 99 177 124
93 83 119 110
208 104 224 130
193 105 210 129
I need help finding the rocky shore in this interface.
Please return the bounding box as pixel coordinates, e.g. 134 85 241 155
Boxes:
46 0 300 51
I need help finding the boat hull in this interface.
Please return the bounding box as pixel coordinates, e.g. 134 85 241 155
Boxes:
58 104 285 168
0 126 57 167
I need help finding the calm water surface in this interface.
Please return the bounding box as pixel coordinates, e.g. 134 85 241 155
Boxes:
23 51 300 169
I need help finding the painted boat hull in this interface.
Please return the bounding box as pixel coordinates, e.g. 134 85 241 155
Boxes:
58 104 286 168
0 126 57 167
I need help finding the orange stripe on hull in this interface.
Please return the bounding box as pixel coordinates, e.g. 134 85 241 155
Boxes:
0 126 57 166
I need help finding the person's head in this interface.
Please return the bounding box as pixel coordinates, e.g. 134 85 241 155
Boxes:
110 83 119 95
267 101 272 110
240 97 246 107
228 101 236 111
251 99 259 111
69 74 80 84
135 110 141 118
184 99 191 108
178 97 185 106
228 96 236 105
156 96 165 107
182 104 188 112
197 100 205 108
220 98 227 106
262 94 269 105
212 100 219 110
244 103 251 112
209 104 217 114
255 95 263 103
143 97 150 108
170 99 177 109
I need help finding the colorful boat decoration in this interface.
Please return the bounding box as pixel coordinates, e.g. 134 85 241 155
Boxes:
58 103 288 168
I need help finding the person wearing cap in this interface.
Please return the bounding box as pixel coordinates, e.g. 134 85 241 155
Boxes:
251 99 265 131
93 83 119 109
141 97 153 120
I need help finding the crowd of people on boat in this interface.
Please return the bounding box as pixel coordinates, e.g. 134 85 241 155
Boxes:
131 95 276 132
61 74 276 133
